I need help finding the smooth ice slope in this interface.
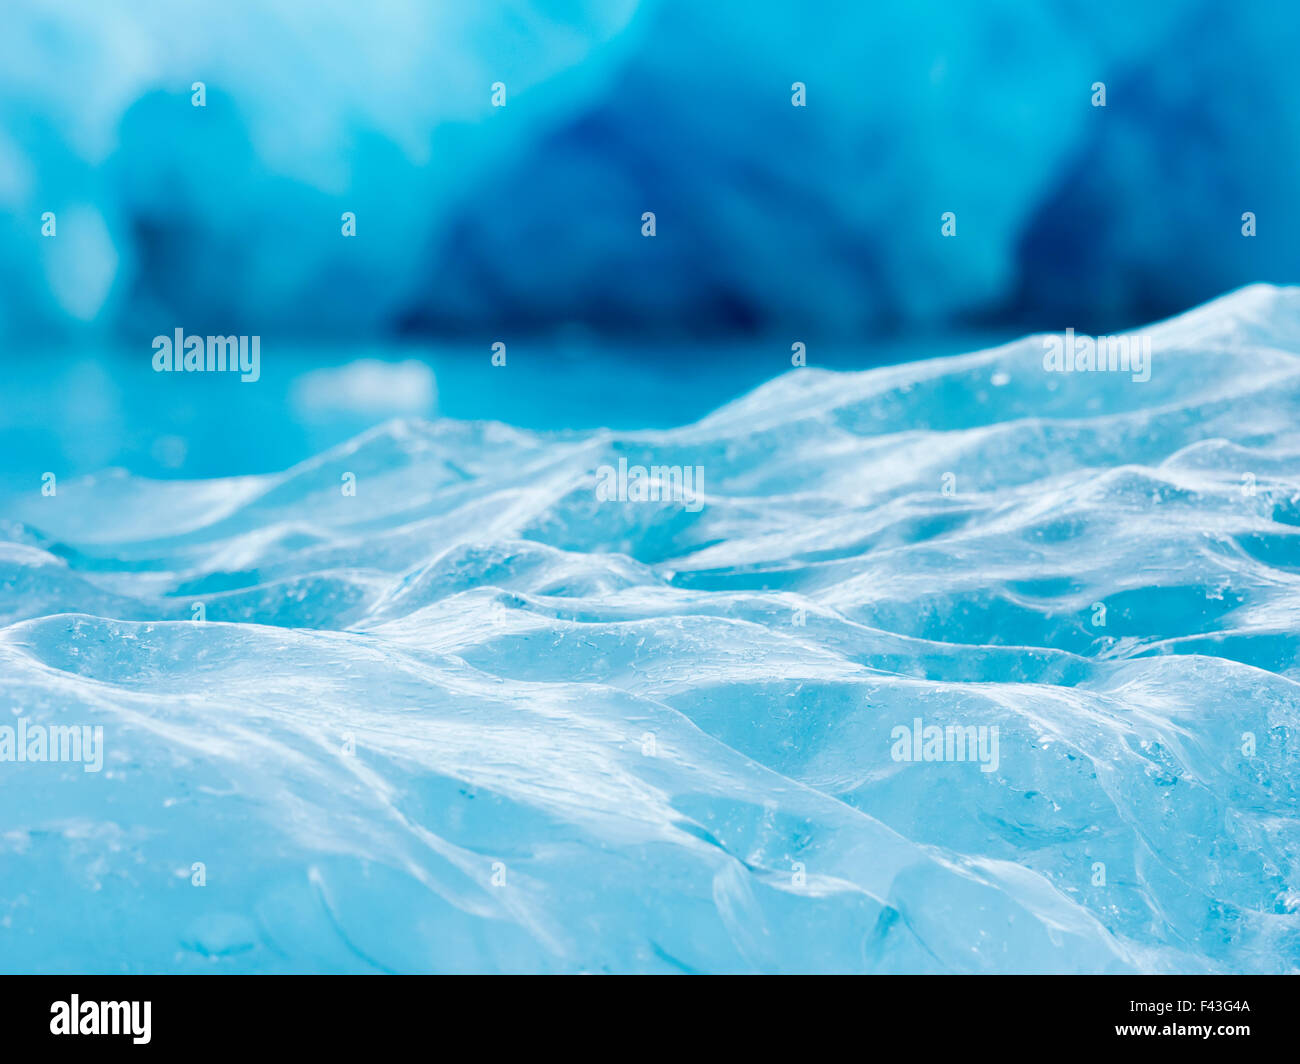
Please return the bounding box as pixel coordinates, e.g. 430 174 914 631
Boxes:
1 285 1299 972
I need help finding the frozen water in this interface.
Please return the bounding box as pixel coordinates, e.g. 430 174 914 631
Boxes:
5 0 1300 338
1 285 1298 972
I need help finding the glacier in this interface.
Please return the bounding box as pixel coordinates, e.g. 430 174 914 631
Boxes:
1 284 1299 973
5 0 1300 340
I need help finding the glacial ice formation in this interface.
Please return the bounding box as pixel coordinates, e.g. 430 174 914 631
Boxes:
1 285 1298 972
5 0 1300 338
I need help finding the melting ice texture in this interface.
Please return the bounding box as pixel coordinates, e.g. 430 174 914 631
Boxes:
2 285 1300 974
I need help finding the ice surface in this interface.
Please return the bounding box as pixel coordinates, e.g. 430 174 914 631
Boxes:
2 285 1299 972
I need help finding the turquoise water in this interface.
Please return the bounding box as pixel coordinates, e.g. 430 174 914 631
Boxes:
0 333 1005 483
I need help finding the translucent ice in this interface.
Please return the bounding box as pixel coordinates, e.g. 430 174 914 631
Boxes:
1 285 1298 972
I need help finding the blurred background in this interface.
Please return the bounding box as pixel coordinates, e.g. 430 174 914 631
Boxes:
2 0 1297 482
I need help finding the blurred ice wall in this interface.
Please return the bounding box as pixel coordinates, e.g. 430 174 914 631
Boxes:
2 0 1297 345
